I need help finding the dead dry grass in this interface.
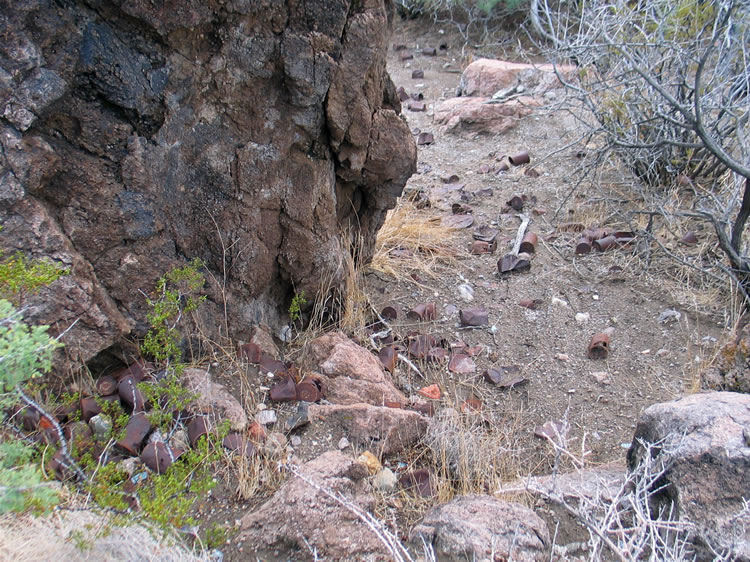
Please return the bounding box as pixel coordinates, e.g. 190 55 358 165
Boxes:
370 198 459 284
0 509 209 562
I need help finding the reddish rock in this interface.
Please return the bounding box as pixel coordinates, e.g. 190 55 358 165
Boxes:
308 404 428 454
448 354 476 374
457 58 575 97
182 368 248 431
418 384 441 400
434 97 538 136
306 332 407 406
240 451 389 560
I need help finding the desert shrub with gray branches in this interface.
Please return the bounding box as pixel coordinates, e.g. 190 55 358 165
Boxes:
531 0 750 297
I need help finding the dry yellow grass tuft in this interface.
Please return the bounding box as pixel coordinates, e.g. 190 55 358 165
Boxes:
370 198 458 284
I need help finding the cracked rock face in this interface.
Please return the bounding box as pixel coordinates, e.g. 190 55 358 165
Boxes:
0 0 416 368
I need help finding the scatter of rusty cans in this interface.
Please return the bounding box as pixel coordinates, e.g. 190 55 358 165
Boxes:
509 151 530 166
296 377 323 402
117 412 152 455
118 375 147 413
407 302 437 321
187 416 209 447
519 232 538 254
141 441 183 474
588 333 610 359
96 375 117 397
378 346 397 373
269 376 297 402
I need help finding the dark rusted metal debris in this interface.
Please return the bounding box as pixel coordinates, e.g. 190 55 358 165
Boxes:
451 203 472 215
378 346 397 373
425 347 448 362
519 232 538 254
407 302 437 322
588 333 610 359
479 164 491 174
509 151 530 166
411 69 424 79
473 226 498 242
117 412 152 455
507 195 524 211
393 44 407 51
223 433 256 458
417 132 434 145
411 401 435 416
80 397 101 423
381 305 398 320
118 375 147 413
459 307 488 326
112 360 153 383
681 231 698 245
518 299 542 310
593 234 617 251
397 86 409 102
259 355 288 375
187 416 209 447
269 376 297 402
285 402 310 431
524 167 540 178
96 375 117 397
495 162 510 173
296 377 323 402
575 237 592 254
408 334 438 359
239 342 263 363
442 214 474 228
441 173 460 184
470 240 496 254
407 100 426 111
141 441 183 474
422 47 437 56
483 367 528 389
498 254 531 275
399 469 434 497
399 51 413 61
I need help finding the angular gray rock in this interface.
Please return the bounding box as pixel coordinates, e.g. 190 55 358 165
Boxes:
240 450 390 561
411 494 549 561
0 1 416 371
627 391 750 560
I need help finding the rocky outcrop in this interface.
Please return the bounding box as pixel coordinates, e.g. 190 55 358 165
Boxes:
411 494 550 561
0 1 416 369
627 391 750 559
240 450 390 560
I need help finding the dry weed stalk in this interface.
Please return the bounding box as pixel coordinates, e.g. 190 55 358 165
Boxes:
532 427 696 561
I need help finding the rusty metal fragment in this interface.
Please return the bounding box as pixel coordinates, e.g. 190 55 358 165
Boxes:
296 377 323 402
588 333 610 359
117 412 151 455
448 353 476 374
187 416 209 447
269 376 297 402
141 441 183 474
96 375 117 397
411 69 424 79
378 346 397 373
519 232 538 254
459 307 488 326
398 469 434 497
498 254 531 275
509 151 530 166
407 302 437 322
118 375 147 413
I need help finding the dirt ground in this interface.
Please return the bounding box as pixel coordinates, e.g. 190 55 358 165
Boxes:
193 18 732 560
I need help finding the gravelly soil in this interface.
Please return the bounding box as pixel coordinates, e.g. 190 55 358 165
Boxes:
196 19 728 561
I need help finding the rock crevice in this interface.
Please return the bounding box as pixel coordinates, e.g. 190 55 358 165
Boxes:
0 0 416 368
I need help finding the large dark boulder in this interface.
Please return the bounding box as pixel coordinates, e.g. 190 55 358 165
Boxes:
0 0 416 368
